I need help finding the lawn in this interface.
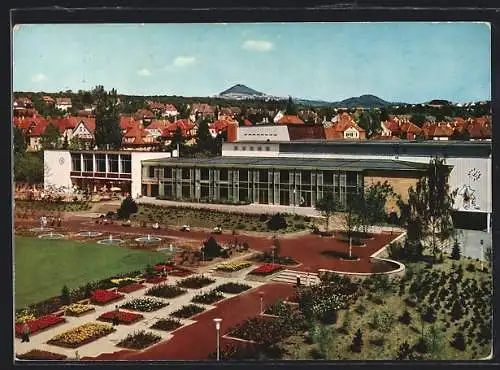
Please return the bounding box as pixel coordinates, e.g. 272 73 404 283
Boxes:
130 204 312 233
14 236 167 308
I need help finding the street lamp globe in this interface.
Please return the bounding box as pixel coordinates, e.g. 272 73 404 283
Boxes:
213 318 222 330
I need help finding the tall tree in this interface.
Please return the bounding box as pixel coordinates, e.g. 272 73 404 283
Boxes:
315 192 340 232
285 96 298 115
94 86 122 149
196 119 213 152
407 157 457 261
13 126 27 155
40 123 61 150
169 127 185 151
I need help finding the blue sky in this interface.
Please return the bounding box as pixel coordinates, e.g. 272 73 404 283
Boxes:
13 22 490 103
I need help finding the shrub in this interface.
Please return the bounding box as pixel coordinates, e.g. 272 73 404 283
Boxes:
354 303 366 316
201 237 223 259
466 263 475 272
369 310 394 333
451 240 461 260
259 214 268 222
17 349 67 360
60 285 71 306
350 329 363 352
177 276 215 289
399 310 412 325
421 306 437 323
266 213 287 230
396 341 417 360
451 332 466 351
191 290 225 305
117 196 138 219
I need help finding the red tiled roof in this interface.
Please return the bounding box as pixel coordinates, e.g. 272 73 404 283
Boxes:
467 123 492 139
210 119 235 132
146 119 171 130
160 119 194 137
243 119 253 126
25 118 49 137
371 135 402 141
164 104 177 112
399 122 423 135
192 103 214 114
134 109 155 120
56 97 72 105
148 101 165 110
120 116 138 130
288 125 325 140
277 115 304 125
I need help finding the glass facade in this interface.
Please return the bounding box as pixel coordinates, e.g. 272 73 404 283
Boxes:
142 164 364 207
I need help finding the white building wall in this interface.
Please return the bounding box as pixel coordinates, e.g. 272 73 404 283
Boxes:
44 150 73 191
222 142 280 157
131 152 171 197
237 125 290 142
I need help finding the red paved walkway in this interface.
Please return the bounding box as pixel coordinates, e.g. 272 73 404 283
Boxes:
82 283 296 361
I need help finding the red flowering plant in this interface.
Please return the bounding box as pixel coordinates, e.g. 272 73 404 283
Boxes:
15 315 66 337
146 276 168 284
97 310 144 325
153 264 174 272
90 289 124 305
118 283 146 294
250 263 283 276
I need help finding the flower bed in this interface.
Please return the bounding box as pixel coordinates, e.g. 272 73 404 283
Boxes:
228 316 295 346
15 313 36 324
121 298 168 312
153 264 174 272
171 304 205 319
216 261 252 272
117 330 162 350
15 315 66 337
249 263 283 276
62 303 95 317
191 289 225 305
169 268 192 277
110 277 143 287
177 276 215 289
17 349 67 360
146 276 168 284
264 300 293 317
97 310 144 325
47 323 115 348
150 318 183 332
215 282 252 294
146 284 187 299
118 283 146 294
90 289 124 305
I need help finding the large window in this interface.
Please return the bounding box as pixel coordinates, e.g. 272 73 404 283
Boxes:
108 154 119 173
148 166 155 178
120 155 131 173
164 167 172 178
280 170 290 184
301 170 312 184
238 169 248 182
219 168 228 181
258 170 268 183
95 154 106 172
182 168 191 180
201 168 210 180
71 154 81 171
83 154 93 172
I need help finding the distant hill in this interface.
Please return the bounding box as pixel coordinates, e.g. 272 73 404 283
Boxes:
333 94 393 108
219 84 265 98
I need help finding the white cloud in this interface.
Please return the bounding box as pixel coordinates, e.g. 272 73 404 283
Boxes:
172 56 196 68
32 73 47 82
137 68 151 76
242 39 274 52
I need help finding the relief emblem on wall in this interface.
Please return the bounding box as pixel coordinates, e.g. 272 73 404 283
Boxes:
457 168 482 211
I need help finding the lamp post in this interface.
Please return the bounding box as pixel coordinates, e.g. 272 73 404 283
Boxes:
213 318 222 361
259 291 264 314
480 239 484 271
272 246 276 265
293 188 297 215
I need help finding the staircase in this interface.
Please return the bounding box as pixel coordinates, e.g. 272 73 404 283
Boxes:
271 270 320 286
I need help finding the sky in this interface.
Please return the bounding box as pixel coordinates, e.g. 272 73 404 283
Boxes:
12 22 491 103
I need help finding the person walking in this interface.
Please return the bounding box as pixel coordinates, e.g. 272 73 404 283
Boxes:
296 274 301 288
112 305 120 326
306 273 311 286
21 323 30 342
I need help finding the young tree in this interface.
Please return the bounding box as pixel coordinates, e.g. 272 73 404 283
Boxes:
271 235 281 257
424 325 445 360
60 285 71 305
315 192 340 232
340 193 363 256
14 152 44 183
350 328 363 352
407 157 457 262
40 123 61 150
94 86 122 149
117 196 138 219
451 239 461 260
13 126 27 155
313 324 336 359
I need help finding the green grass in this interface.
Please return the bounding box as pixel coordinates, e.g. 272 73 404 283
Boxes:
14 236 166 308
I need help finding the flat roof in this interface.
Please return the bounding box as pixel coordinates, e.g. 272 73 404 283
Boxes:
227 139 492 147
141 156 429 172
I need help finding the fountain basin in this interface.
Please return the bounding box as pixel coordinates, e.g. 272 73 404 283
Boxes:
135 235 162 243
78 231 103 237
38 233 65 239
30 227 54 233
97 238 124 245
157 245 183 253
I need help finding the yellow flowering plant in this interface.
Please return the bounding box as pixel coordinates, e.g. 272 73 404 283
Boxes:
216 261 252 272
48 323 115 348
62 303 95 316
